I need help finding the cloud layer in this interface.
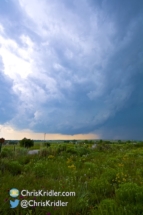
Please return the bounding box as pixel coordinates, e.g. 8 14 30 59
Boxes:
0 0 143 139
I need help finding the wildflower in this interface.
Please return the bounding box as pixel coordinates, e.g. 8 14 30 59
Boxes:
48 155 54 159
67 158 72 164
118 163 124 167
68 164 76 169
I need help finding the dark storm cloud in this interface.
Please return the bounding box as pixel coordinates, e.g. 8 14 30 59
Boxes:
0 61 18 123
0 0 142 139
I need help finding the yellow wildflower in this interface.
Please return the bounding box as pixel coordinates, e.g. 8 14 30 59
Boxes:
68 164 76 169
48 155 54 159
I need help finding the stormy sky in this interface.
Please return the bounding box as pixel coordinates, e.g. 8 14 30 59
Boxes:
0 0 143 140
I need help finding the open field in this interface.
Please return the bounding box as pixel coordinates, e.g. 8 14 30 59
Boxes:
1 141 143 214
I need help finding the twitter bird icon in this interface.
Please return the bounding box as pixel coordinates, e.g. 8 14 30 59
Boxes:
10 199 20 208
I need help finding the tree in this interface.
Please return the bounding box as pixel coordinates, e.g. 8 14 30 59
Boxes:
19 138 34 148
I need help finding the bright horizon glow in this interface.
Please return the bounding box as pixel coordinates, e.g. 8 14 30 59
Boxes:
0 125 99 140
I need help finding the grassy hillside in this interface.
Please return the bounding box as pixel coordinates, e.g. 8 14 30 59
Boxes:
0 142 143 214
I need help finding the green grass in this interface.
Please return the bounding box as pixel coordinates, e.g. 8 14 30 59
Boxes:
0 142 143 214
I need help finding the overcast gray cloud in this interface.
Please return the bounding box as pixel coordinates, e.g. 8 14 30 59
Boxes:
0 0 143 139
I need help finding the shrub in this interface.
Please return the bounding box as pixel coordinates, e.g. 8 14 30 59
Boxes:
18 156 31 165
39 148 49 157
116 182 143 205
2 160 22 175
44 142 51 147
102 168 117 183
57 145 67 153
0 148 14 158
33 161 47 177
98 199 118 214
19 138 34 148
96 143 112 151
15 148 28 156
88 178 113 202
77 147 90 156
134 142 143 148
66 148 78 155
115 182 143 214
